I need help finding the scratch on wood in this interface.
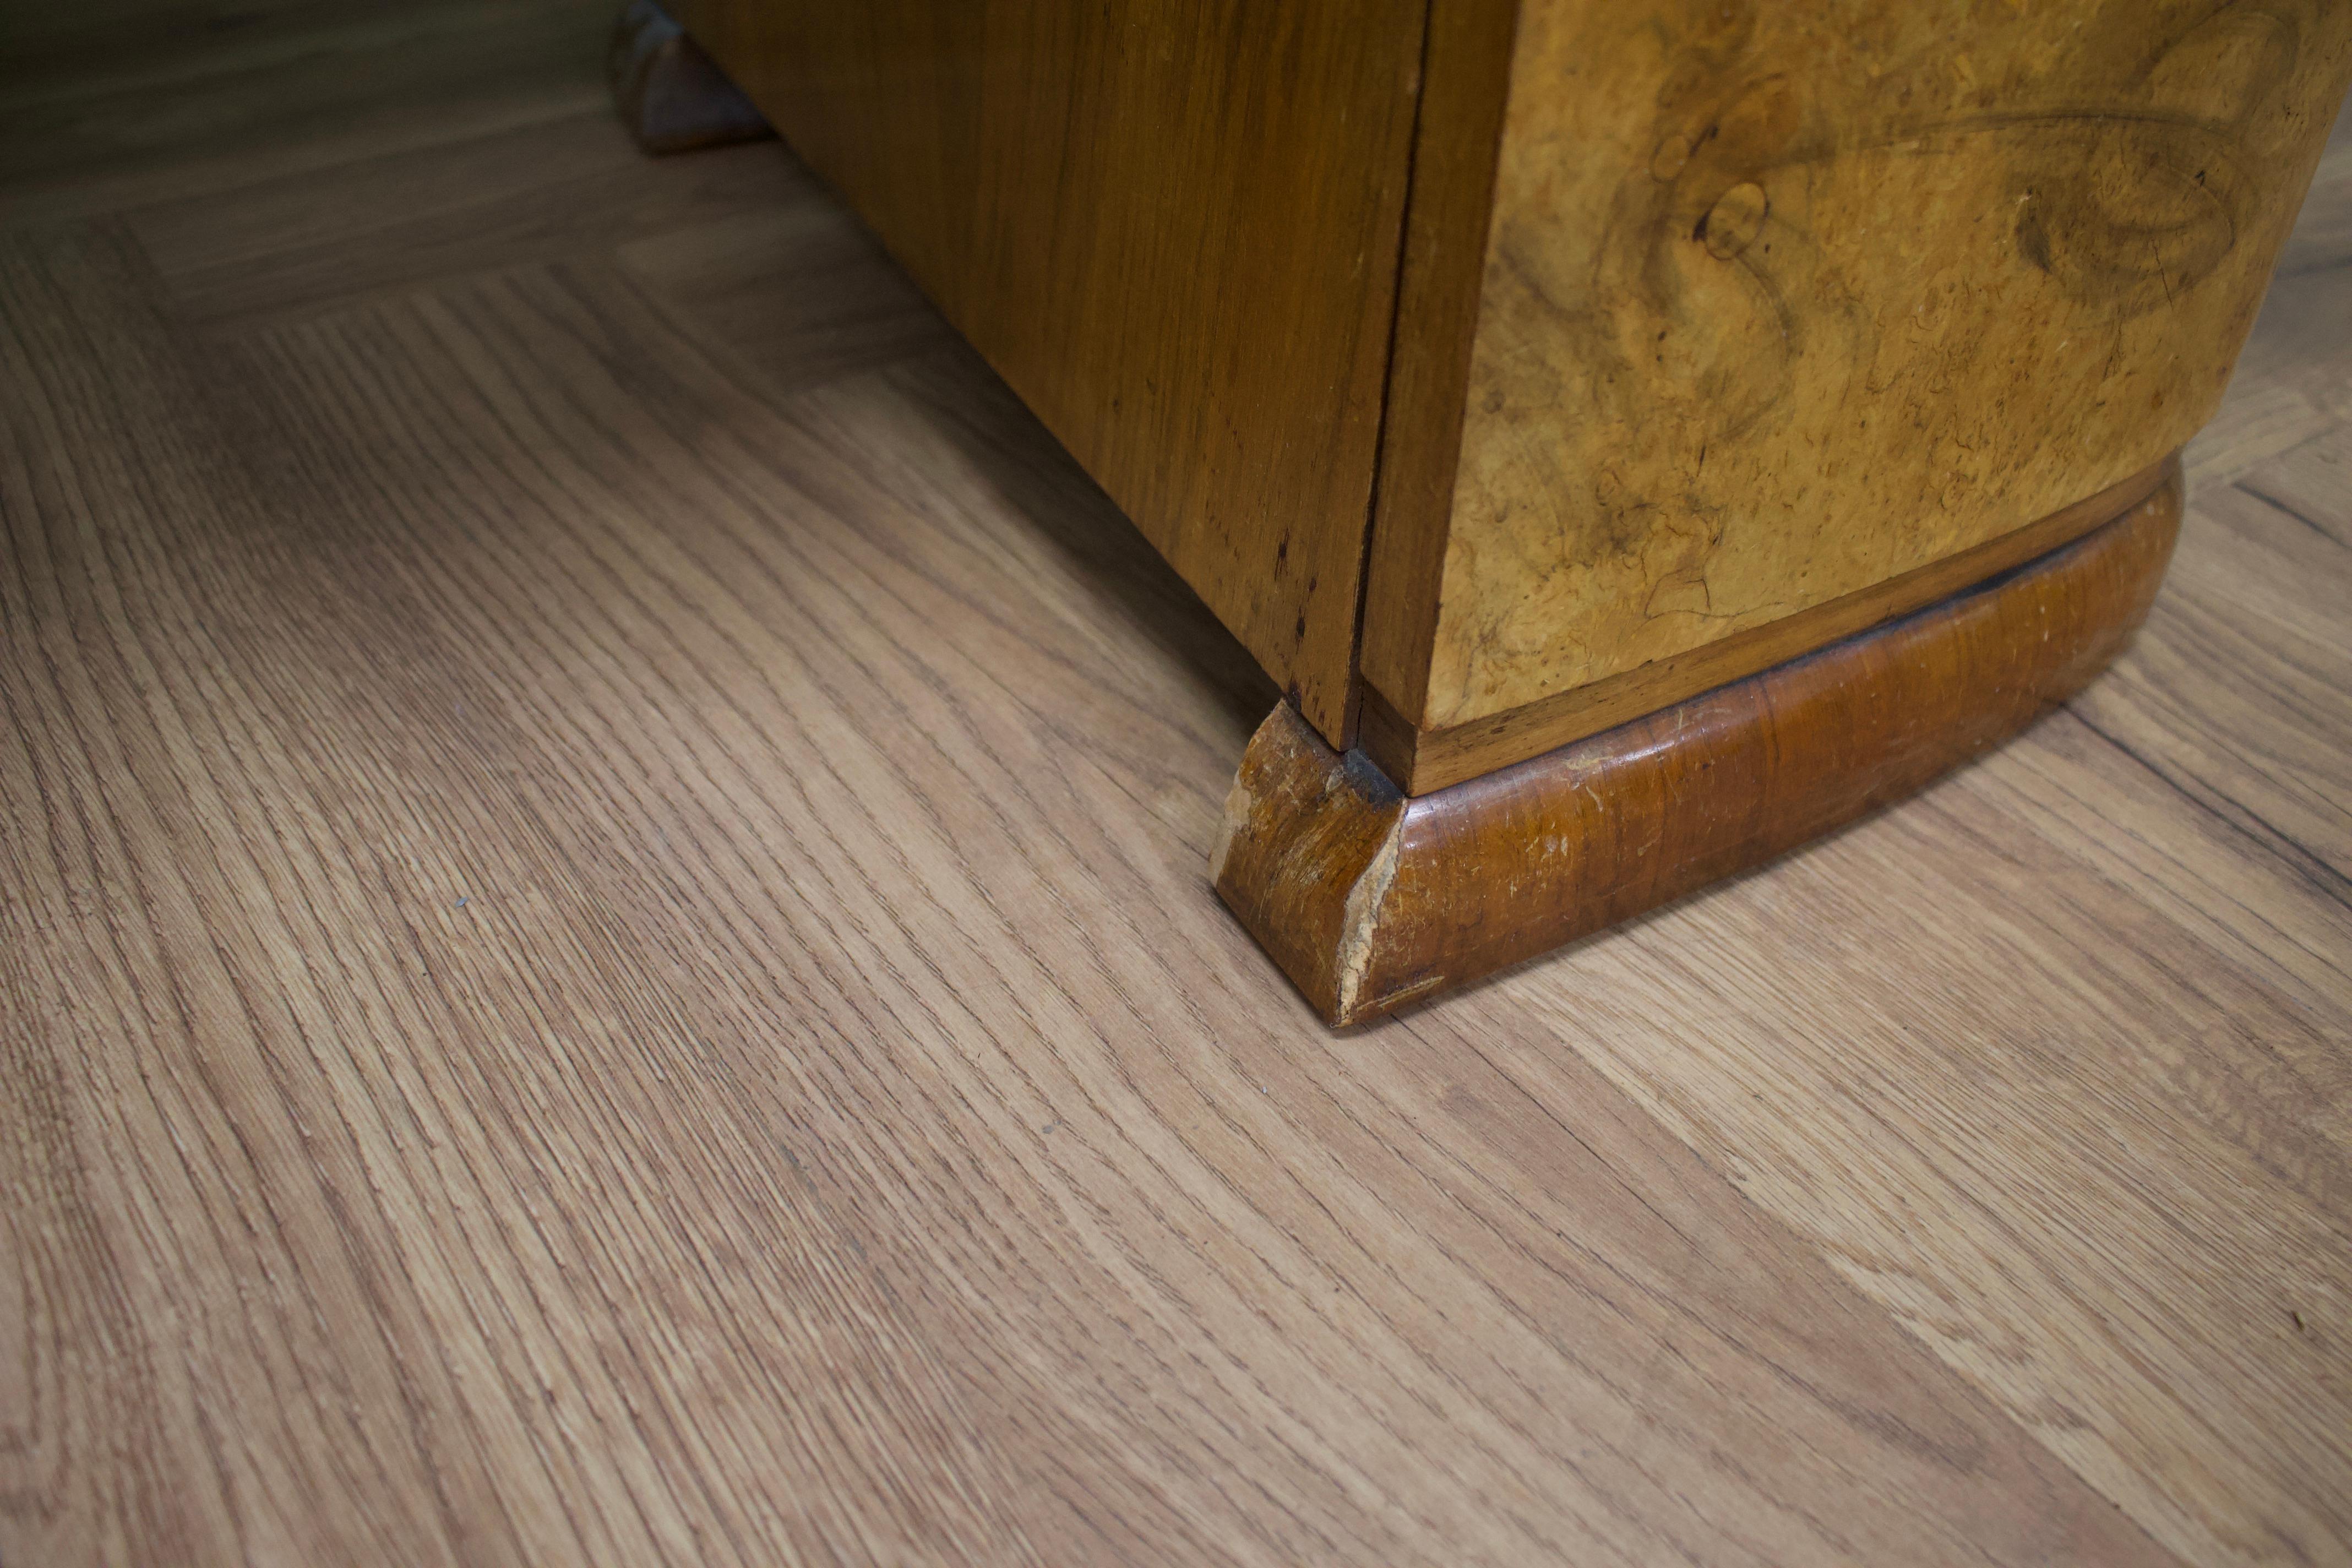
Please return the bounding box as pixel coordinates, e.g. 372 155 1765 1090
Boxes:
1332 816 1405 1024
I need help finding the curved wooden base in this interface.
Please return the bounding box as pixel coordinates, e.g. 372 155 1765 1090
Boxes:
1213 460 2184 1026
609 0 772 155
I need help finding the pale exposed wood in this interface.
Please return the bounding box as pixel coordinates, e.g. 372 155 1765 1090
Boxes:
671 0 1427 742
5 7 2352 1566
1363 0 2352 741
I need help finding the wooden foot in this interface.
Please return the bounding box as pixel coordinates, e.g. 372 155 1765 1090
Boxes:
608 0 771 155
1213 460 2184 1027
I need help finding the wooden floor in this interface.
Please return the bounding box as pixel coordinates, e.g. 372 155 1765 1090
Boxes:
5 5 2350 1564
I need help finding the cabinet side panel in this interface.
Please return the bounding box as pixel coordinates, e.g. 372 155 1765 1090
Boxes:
1415 0 2352 730
678 0 1428 741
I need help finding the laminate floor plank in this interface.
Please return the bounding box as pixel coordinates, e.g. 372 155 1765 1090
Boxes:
0 0 614 228
127 116 807 330
1436 473 2352 1567
2236 423 2352 547
614 210 954 400
2 219 2176 1566
3 7 2349 1566
225 258 2169 1565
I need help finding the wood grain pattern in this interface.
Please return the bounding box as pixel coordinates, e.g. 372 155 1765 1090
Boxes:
671 0 1428 741
1361 456 2173 793
5 9 2351 1565
1526 449 2352 1567
0 0 623 227
1219 465 2181 1024
1362 0 2352 742
1352 0 1521 730
0 217 2169 1568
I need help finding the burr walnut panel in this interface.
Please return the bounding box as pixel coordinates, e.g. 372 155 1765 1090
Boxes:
1363 0 2352 735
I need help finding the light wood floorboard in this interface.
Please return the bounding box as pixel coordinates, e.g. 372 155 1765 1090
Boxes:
3 9 2348 1565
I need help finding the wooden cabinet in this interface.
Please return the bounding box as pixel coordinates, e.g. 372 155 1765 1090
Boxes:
668 0 1429 741
1363 0 2351 790
619 0 2352 1020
